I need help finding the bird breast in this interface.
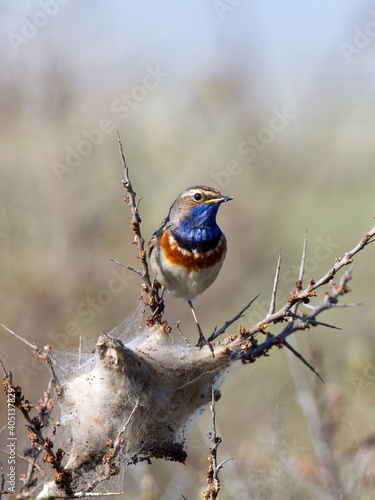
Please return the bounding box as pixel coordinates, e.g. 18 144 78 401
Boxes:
160 231 226 271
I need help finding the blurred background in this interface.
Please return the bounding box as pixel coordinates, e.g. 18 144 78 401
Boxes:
1 1 375 498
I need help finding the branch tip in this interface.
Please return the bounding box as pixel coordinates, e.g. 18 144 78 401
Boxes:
208 294 260 342
109 258 143 276
283 339 324 383
299 229 308 285
269 250 282 316
116 134 159 313
286 311 342 330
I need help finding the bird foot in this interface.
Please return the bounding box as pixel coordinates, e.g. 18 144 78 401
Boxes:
152 298 165 318
196 335 215 357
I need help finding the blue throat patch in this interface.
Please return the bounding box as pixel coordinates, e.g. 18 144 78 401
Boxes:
172 203 222 253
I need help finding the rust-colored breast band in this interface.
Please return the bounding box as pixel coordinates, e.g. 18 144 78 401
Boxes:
160 231 226 271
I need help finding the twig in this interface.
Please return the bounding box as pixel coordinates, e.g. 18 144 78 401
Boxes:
0 458 5 500
285 311 342 330
268 250 282 316
0 359 7 377
114 399 140 448
72 492 124 498
287 344 341 496
117 133 157 312
291 229 308 319
0 450 46 478
20 456 39 494
342 441 374 494
0 325 62 394
20 382 54 494
83 399 140 494
0 324 39 351
202 386 231 500
208 295 260 342
282 339 324 383
299 228 308 285
42 347 62 396
239 254 360 371
305 229 374 292
110 258 142 276
303 302 359 309
238 225 375 340
1 371 67 495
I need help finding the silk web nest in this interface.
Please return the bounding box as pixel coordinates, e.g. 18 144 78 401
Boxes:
37 304 236 499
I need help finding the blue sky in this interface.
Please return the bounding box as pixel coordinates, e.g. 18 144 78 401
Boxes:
2 1 375 123
1 1 369 77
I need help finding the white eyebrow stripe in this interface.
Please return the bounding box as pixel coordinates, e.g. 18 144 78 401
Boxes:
180 189 217 199
181 190 200 198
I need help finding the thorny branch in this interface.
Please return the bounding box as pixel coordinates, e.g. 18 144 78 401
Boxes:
1 369 70 496
1 139 375 500
202 386 232 500
238 258 358 370
0 457 5 498
0 325 62 396
207 295 260 343
110 141 375 495
269 249 282 316
19 381 55 494
116 133 159 314
234 226 375 374
113 139 375 495
115 135 375 374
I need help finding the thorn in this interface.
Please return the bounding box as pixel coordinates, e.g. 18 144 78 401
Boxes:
330 303 361 308
217 457 234 471
110 259 142 276
0 358 7 376
286 311 342 330
208 294 260 342
283 339 324 383
0 323 39 350
269 250 282 316
299 228 308 285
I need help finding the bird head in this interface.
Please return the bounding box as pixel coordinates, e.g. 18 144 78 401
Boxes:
170 186 233 228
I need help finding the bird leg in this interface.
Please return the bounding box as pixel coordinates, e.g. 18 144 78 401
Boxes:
188 301 214 356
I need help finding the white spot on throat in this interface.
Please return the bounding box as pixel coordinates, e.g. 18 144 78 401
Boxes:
168 233 224 259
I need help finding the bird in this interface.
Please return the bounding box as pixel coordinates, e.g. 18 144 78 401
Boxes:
148 185 233 349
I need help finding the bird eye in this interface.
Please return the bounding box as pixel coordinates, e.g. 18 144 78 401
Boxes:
194 193 202 201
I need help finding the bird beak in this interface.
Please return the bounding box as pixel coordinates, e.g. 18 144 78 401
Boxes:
219 195 234 203
204 195 234 204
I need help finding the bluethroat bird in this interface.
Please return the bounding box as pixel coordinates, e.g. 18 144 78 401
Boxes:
148 185 233 349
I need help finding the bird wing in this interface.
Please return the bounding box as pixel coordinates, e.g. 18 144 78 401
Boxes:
148 215 169 256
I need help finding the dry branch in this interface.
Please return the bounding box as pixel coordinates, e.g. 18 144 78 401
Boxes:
116 132 158 313
1 139 375 500
202 386 232 500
